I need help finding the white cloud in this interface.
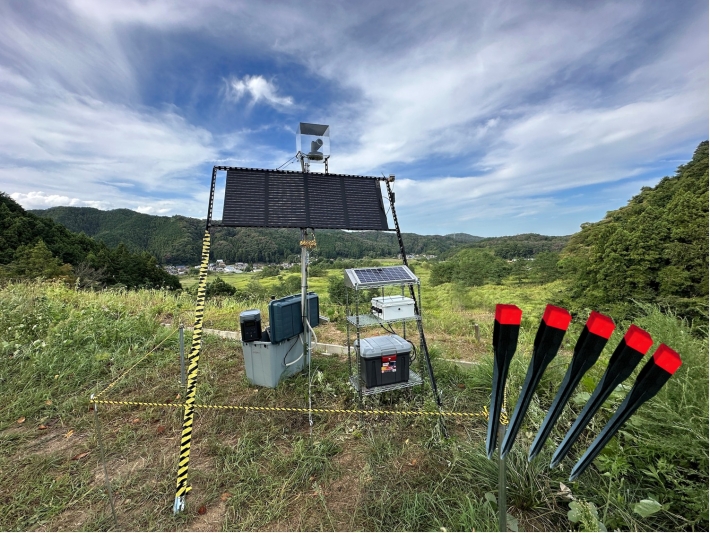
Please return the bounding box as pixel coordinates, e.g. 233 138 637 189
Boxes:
10 191 109 210
135 203 175 215
0 83 218 198
0 0 707 235
67 0 206 28
225 75 294 108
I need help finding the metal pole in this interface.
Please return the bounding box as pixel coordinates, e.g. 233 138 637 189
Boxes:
474 323 480 342
179 324 185 388
92 394 117 527
301 229 310 368
498 420 508 531
385 177 445 428
401 284 406 339
206 167 218 230
301 229 313 432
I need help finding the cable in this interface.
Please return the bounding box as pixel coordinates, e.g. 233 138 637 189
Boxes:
308 318 318 344
379 323 397 335
276 155 298 170
381 172 392 216
283 336 303 367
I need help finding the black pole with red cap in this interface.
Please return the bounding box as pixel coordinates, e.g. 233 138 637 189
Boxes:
550 325 654 469
569 344 682 480
528 311 615 461
487 304 523 459
500 304 572 458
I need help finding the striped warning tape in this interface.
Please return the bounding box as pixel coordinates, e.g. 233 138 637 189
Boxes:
92 398 490 418
174 230 211 504
500 385 510 426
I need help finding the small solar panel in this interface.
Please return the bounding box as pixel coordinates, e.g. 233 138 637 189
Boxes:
344 265 419 288
221 168 389 230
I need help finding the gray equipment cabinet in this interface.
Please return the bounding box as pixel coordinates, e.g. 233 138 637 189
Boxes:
242 335 304 388
344 266 424 396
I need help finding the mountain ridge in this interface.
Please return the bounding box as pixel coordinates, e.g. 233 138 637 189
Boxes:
30 206 489 264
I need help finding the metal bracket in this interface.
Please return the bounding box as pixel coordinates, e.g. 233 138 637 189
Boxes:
173 495 185 514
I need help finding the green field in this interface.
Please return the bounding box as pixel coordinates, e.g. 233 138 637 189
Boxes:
179 264 567 362
0 279 707 531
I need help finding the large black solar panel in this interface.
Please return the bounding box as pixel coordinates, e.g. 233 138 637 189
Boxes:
221 168 389 230
344 265 419 288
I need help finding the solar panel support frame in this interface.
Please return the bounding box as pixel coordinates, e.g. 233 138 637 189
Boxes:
201 165 442 432
209 166 391 231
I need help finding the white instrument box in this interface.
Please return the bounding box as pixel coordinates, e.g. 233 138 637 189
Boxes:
370 295 416 321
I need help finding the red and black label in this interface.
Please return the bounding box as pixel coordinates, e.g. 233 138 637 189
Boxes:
381 355 397 373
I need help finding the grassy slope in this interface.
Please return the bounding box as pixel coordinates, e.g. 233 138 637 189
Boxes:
182 262 568 362
0 281 707 531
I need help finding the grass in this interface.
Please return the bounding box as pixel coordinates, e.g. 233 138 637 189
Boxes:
0 280 707 531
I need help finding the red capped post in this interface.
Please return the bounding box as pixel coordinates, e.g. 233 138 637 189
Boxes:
528 311 615 461
500 304 571 457
550 324 653 468
486 304 523 458
570 345 681 480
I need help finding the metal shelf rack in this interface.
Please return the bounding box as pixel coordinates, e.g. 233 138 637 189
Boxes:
345 274 426 397
346 313 421 328
349 370 423 396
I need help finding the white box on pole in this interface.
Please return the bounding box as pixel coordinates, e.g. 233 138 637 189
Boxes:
371 295 416 321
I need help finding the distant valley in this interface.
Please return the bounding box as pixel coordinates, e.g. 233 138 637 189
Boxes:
29 206 568 265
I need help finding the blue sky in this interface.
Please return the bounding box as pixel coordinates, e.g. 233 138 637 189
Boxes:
1 0 707 237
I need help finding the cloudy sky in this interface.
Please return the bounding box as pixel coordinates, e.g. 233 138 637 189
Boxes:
1 0 707 236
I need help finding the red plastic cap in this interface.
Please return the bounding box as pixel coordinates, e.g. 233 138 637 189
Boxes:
495 304 522 325
653 344 682 374
585 311 615 339
623 325 653 354
542 304 571 330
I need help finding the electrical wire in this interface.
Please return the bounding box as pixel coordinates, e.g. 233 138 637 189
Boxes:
283 336 303 367
276 155 298 170
381 172 392 216
308 318 318 344
379 323 397 335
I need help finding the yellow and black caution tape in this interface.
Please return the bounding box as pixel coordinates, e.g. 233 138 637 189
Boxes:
174 230 211 502
93 327 179 401
500 385 510 426
92 398 489 418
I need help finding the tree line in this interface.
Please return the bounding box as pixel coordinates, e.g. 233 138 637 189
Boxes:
0 194 180 290
562 141 708 320
31 206 483 264
429 141 709 322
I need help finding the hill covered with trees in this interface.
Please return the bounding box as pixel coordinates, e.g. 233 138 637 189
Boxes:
0 193 180 290
427 141 708 323
561 140 709 320
455 233 570 260
31 206 482 264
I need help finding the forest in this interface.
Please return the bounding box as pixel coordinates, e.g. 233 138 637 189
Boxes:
430 141 708 322
30 206 482 264
561 141 708 320
0 194 180 290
